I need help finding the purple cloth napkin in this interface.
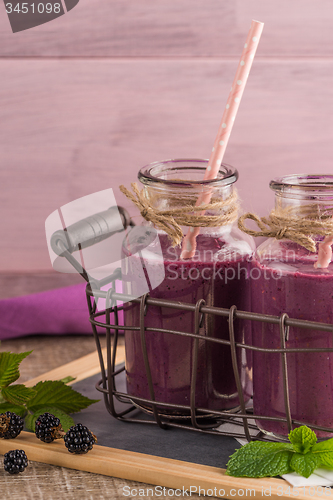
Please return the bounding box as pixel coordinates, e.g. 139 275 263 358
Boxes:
0 284 123 340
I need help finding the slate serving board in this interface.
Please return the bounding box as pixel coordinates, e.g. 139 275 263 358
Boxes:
71 367 240 469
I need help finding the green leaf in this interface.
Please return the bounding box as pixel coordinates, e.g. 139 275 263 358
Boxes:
0 351 32 387
290 452 319 478
2 385 36 405
60 376 76 385
25 413 35 432
26 406 75 433
289 426 317 454
312 439 333 468
226 441 294 478
0 403 26 417
27 380 99 414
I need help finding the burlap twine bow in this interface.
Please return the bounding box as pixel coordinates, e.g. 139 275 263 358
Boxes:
238 205 333 252
119 183 239 247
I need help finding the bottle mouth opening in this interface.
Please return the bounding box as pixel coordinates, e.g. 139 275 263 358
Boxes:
138 159 238 188
270 174 333 200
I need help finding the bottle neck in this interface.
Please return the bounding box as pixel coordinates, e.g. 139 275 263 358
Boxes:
144 183 235 215
138 159 239 231
271 174 333 219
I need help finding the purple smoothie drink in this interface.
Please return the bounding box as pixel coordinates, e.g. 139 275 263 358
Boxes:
122 159 254 415
248 174 333 438
251 253 333 437
123 233 253 412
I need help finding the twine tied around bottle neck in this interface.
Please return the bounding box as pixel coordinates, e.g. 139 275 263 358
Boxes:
119 183 239 247
238 205 333 252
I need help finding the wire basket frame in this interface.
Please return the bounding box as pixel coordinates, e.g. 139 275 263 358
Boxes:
48 204 333 443
87 269 333 443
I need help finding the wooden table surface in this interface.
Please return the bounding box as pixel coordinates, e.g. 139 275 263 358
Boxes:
0 334 209 500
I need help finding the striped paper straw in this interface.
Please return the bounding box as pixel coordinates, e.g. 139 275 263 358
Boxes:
315 235 333 269
181 20 264 259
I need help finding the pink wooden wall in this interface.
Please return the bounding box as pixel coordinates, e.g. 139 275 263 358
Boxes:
1 1 333 282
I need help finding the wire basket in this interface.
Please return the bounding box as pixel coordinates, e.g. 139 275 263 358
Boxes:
49 206 333 442
86 273 333 442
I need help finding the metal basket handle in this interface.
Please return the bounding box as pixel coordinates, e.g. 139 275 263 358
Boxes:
49 206 133 283
50 206 133 256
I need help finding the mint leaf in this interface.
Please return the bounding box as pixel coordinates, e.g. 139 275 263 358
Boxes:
290 452 319 478
289 426 317 454
0 351 32 387
312 439 333 468
2 385 36 405
26 406 75 433
292 442 313 454
27 381 99 414
226 441 294 478
0 403 26 417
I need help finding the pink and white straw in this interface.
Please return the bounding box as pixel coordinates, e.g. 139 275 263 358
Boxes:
181 20 264 259
315 236 333 269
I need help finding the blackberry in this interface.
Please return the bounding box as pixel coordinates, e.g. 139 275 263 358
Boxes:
0 412 24 439
4 449 28 474
35 412 64 443
64 423 97 454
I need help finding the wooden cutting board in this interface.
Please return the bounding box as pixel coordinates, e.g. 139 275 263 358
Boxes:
0 346 325 500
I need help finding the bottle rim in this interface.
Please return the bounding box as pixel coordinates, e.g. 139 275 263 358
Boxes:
138 158 238 188
270 174 333 199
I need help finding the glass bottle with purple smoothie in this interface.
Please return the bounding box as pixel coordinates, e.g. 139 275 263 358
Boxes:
121 159 255 416
249 174 333 438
